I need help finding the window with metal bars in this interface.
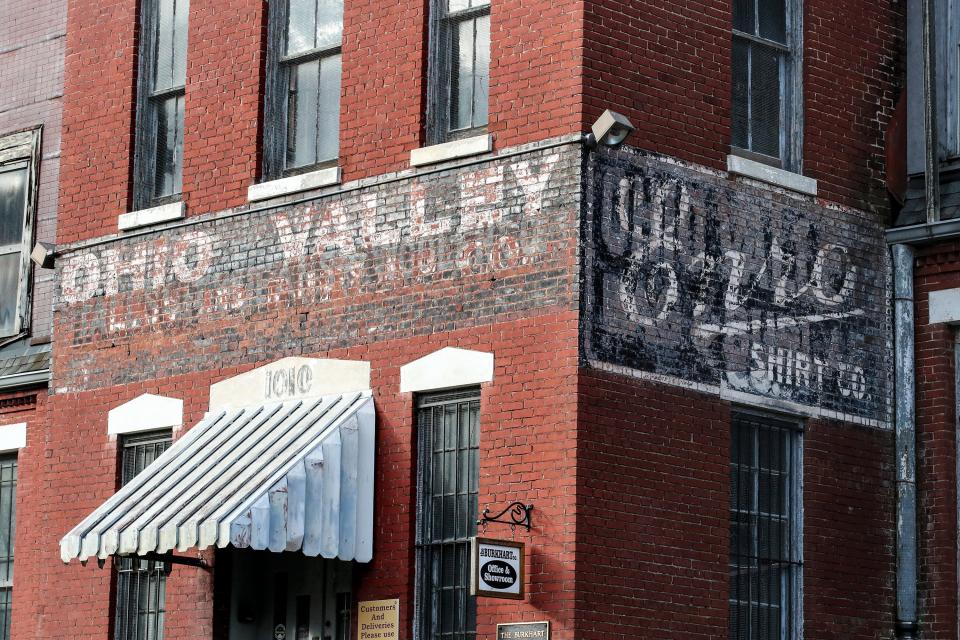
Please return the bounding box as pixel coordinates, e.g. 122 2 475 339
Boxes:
114 431 172 640
133 0 189 209
414 389 480 640
731 0 801 170
428 0 490 143
729 413 802 640
0 456 17 640
263 0 343 180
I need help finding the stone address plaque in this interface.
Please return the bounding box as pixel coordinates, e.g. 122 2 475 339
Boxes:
497 622 550 640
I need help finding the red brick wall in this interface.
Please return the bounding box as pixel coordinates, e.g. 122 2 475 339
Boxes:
58 0 585 244
576 369 895 640
39 311 579 639
4 389 53 639
913 240 960 640
581 0 903 211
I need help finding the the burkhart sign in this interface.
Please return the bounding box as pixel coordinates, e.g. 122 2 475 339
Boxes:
584 152 891 425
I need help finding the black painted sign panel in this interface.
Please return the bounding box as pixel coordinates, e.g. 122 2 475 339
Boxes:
584 151 891 424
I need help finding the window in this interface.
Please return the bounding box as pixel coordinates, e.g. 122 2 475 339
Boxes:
114 431 171 640
0 455 16 640
731 0 801 170
729 413 802 640
0 129 39 339
427 0 490 143
414 390 480 640
133 0 189 209
263 0 343 180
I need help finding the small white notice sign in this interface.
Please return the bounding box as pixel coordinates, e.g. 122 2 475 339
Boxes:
471 537 525 599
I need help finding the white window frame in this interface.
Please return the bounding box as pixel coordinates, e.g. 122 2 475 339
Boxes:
0 128 41 339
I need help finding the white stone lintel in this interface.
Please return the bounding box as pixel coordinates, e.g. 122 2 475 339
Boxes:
209 357 371 412
247 166 342 202
410 134 493 167
929 288 960 324
727 154 818 197
400 347 494 393
108 394 184 436
0 423 26 453
118 201 185 231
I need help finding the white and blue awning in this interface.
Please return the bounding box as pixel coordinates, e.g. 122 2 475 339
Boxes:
60 391 375 563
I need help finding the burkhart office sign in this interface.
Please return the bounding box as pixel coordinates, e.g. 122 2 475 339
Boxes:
471 537 525 599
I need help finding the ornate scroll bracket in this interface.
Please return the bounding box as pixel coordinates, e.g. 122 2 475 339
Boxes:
477 502 533 532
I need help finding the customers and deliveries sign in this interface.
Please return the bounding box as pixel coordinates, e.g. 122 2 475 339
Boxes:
471 538 525 599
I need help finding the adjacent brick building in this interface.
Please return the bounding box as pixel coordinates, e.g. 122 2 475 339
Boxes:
0 0 916 638
0 0 65 635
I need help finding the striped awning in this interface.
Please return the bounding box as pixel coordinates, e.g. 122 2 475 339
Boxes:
60 391 375 563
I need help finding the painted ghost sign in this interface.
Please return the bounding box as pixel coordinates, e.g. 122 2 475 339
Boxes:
583 152 891 424
54 148 577 391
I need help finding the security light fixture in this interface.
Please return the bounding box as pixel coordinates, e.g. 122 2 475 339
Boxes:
585 109 635 149
31 242 55 269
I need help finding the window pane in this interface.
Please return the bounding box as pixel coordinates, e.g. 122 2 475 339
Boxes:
288 59 320 168
316 0 344 50
154 0 176 90
731 38 749 150
750 44 782 157
287 0 317 54
317 54 342 162
472 15 490 128
0 168 26 249
153 93 184 198
733 0 755 34
0 254 20 337
172 0 189 86
451 18 476 130
758 0 787 44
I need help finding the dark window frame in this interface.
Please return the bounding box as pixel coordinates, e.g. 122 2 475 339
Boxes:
113 430 172 640
0 127 41 339
0 454 17 640
132 0 188 210
729 410 803 640
414 388 481 640
730 0 804 172
426 0 491 145
262 0 343 181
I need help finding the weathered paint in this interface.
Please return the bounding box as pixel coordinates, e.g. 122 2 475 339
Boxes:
53 148 578 393
583 150 892 424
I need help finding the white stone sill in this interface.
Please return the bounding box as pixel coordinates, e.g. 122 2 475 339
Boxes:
0 423 26 453
410 134 493 167
118 201 185 231
726 154 817 197
247 166 342 202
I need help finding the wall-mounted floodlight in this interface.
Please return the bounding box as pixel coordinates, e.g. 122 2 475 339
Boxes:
31 242 55 269
585 109 635 149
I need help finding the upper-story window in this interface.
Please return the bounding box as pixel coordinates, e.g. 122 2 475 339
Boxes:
428 0 490 143
0 128 40 339
731 0 802 171
133 0 189 209
263 0 343 180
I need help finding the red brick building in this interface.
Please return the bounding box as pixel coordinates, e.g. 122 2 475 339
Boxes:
0 0 65 635
2 0 913 638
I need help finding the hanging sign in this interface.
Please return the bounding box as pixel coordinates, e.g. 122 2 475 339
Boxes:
471 537 525 599
497 622 550 640
358 599 399 640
